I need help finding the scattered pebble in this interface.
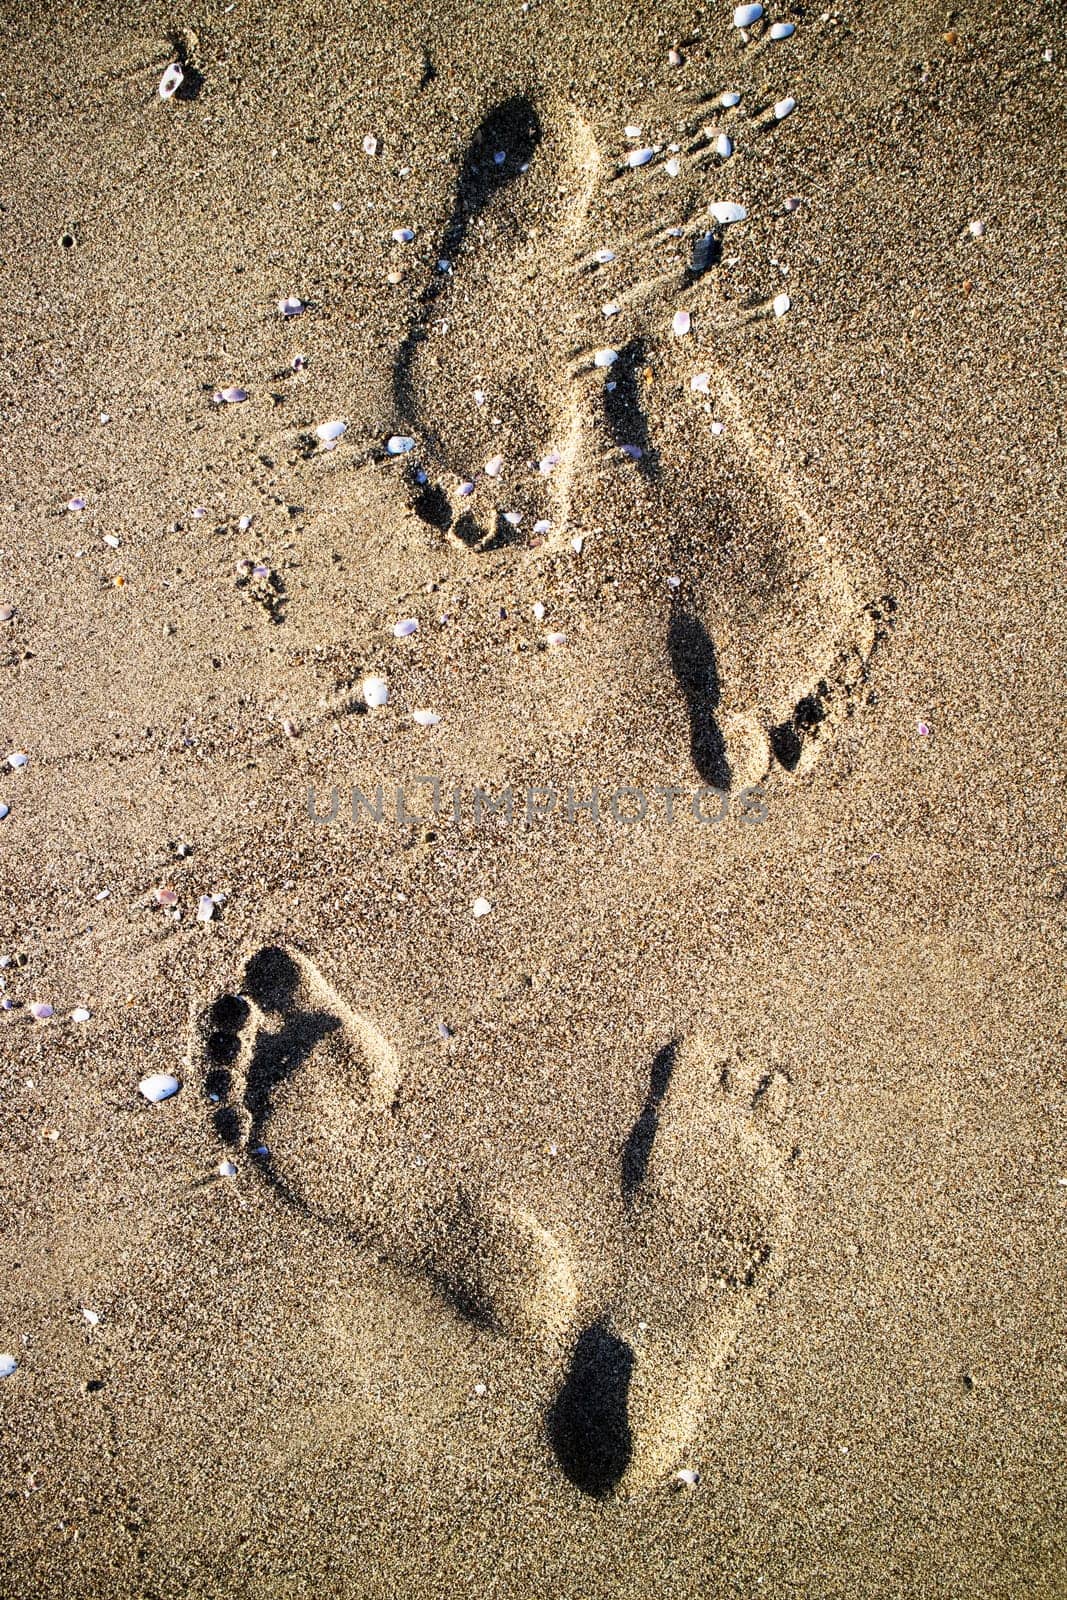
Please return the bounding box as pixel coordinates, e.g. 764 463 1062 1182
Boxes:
363 675 389 708
472 898 493 918
714 133 734 160
158 62 184 100
29 1003 54 1022
773 292 791 316
709 201 747 225
624 124 642 138
386 435 415 455
393 617 419 637
769 20 796 38
627 147 655 168
672 310 692 337
669 48 684 66
412 709 441 727
0 1355 16 1379
733 2 763 25
139 1073 181 1103
774 96 797 120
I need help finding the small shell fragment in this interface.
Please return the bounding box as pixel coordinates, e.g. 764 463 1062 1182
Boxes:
393 617 419 638
691 373 712 394
594 349 619 368
774 97 797 119
153 885 178 907
532 519 552 536
139 1073 181 1103
675 1468 700 1487
196 895 217 922
218 1160 237 1178
7 752 27 770
773 292 791 316
0 1355 16 1379
278 295 304 316
769 20 796 37
67 496 87 512
386 435 415 455
968 219 986 237
0 804 9 821
215 387 248 404
315 420 346 442
664 157 681 178
672 310 692 337
412 709 441 727
472 898 492 918
545 631 567 647
783 195 803 212
627 147 655 168
392 227 415 244
594 248 615 264
363 675 389 708
0 605 14 622
81 1309 100 1326
539 453 560 475
714 133 733 159
71 1008 91 1023
721 90 742 107
484 455 504 477
709 201 747 225
158 62 184 100
733 3 764 25
362 134 378 156
30 1003 54 1021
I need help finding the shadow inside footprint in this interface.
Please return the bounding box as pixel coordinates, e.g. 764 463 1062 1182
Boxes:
604 339 659 480
549 1320 634 1497
240 947 342 1144
667 607 731 789
620 1041 677 1203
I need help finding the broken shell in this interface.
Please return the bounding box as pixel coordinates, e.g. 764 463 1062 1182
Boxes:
386 435 415 455
67 496 87 512
733 3 763 24
196 895 217 922
0 804 9 821
218 1160 237 1178
769 20 796 37
774 96 797 119
0 1355 16 1379
484 455 503 477
215 387 248 404
363 675 388 708
620 443 643 460
669 48 684 66
594 349 619 368
594 248 615 264
278 295 304 316
153 885 178 907
675 1468 700 1487
783 195 803 212
412 709 441 727
158 62 184 100
139 1073 181 1103
664 157 681 178
773 292 791 316
539 453 560 474
71 1007 91 1023
30 1003 54 1021
627 147 655 168
362 134 378 156
691 373 712 394
0 605 14 622
968 219 986 237
721 90 742 107
709 201 747 225
392 227 415 243
714 133 733 159
503 511 522 527
472 897 492 918
81 1309 99 1326
7 752 27 769
672 310 692 337
602 301 621 317
457 480 475 496
545 631 567 647
393 617 419 637
315 420 346 442
532 519 552 536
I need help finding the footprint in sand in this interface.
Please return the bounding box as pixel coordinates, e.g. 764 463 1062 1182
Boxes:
386 87 896 783
194 944 578 1345
548 1036 796 1497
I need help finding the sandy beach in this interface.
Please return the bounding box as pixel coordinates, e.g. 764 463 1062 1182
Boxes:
0 0 1064 1593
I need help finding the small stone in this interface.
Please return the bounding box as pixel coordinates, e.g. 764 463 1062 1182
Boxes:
472 897 492 918
363 675 389 708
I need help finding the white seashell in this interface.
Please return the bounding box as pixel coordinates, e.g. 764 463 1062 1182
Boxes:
393 617 419 637
773 292 791 316
672 310 692 337
733 2 763 24
665 157 681 178
473 389 486 405
627 147 655 168
0 804 9 821
0 1355 16 1379
392 227 415 243
472 897 492 918
196 895 217 922
103 533 120 549
624 124 642 138
278 295 304 316
158 62 184 100
484 455 503 477
968 219 985 237
81 1308 99 1326
30 1003 54 1021
620 444 643 459
153 885 178 907
545 631 567 647
362 134 378 156
363 675 388 707
218 1160 237 1178
386 435 415 455
503 511 522 527
139 1073 180 1103
769 20 795 37
67 496 86 511
774 97 797 119
783 195 803 212
70 1008 91 1023
710 419 726 434
721 90 741 107
0 605 13 622
709 201 747 225
539 453 560 474
7 752 27 769
669 48 684 66
571 535 585 553
594 248 615 264
691 372 712 394
602 302 621 317
594 349 619 368
532 602 546 621
458 480 475 496
315 419 346 442
215 386 248 404
412 709 441 727
675 1468 700 1487
714 133 733 159
532 520 552 536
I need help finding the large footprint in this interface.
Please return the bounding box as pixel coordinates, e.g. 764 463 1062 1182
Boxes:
193 945 577 1346
394 93 600 551
548 1036 796 1496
